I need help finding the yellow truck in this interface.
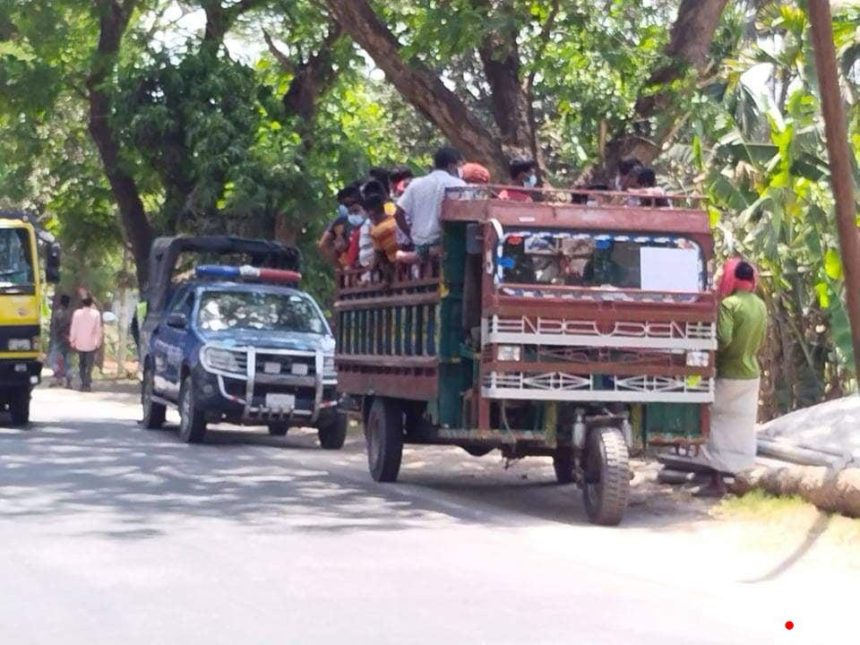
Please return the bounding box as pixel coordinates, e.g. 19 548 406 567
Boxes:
0 211 61 425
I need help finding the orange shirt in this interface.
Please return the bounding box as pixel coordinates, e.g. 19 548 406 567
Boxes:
370 215 399 262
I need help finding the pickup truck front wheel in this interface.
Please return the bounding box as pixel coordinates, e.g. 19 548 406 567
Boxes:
141 367 166 430
365 398 403 482
178 377 207 444
318 412 347 450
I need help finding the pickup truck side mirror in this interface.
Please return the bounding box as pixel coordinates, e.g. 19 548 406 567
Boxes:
45 243 61 284
166 312 189 329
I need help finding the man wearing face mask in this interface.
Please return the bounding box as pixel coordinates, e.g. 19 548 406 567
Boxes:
499 157 537 202
394 146 465 262
318 183 365 267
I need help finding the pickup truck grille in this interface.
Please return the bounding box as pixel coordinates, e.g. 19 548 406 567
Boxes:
255 352 316 376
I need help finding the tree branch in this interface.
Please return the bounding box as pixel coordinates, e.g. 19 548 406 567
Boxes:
263 29 296 74
324 0 507 177
87 0 154 287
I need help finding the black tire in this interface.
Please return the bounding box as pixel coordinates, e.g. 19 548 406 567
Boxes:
462 445 494 457
141 366 166 430
268 422 289 437
365 398 403 482
9 388 30 426
178 376 207 444
553 449 574 484
581 427 630 526
318 412 348 450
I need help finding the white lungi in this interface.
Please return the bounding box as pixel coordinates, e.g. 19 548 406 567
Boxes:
699 378 760 475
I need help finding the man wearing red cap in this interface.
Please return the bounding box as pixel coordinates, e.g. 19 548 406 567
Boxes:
696 258 767 495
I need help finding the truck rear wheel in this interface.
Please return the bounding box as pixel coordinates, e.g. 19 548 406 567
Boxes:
553 449 574 484
365 398 403 482
178 376 207 444
9 387 30 426
581 427 629 526
141 367 166 429
318 412 347 450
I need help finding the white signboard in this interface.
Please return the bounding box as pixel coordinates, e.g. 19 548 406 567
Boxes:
640 247 700 293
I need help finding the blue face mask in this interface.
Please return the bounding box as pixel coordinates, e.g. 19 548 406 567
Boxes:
347 213 365 226
524 174 538 188
338 204 349 218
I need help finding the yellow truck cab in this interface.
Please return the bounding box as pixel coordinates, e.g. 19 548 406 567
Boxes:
0 211 61 425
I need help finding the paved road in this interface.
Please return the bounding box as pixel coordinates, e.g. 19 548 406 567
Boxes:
0 386 853 644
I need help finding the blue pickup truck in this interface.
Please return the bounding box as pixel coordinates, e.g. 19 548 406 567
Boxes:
139 236 346 448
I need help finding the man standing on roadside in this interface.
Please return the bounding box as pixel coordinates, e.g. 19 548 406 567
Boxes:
697 259 767 495
69 293 103 392
48 294 72 388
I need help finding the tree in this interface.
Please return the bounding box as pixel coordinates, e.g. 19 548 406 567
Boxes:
323 0 733 179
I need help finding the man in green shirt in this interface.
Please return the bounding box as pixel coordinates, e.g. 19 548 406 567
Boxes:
697 260 767 496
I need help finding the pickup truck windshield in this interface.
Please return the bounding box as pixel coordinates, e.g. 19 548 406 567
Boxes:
198 290 325 334
498 230 705 293
0 228 34 293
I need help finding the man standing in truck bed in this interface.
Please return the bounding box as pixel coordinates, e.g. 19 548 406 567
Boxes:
394 146 465 261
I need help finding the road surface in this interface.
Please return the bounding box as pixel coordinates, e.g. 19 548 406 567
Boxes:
0 385 855 644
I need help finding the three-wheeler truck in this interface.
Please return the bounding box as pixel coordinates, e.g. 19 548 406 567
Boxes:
334 187 717 525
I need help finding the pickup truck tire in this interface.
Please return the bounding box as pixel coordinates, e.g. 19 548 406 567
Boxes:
581 427 629 526
178 376 207 444
553 449 574 484
366 398 403 482
141 367 166 429
9 387 30 426
318 412 347 450
268 422 289 437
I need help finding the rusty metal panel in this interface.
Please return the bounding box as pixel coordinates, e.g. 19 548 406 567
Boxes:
337 368 438 401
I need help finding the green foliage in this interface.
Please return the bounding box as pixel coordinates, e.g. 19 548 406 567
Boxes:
0 0 858 413
690 0 860 413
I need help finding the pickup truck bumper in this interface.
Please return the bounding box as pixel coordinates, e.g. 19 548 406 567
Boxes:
193 352 339 427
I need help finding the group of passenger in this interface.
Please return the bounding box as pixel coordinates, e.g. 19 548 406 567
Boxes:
318 146 669 272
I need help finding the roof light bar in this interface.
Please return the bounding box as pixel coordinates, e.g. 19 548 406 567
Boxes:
196 265 302 284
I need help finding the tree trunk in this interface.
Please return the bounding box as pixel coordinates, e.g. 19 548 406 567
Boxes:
87 0 153 288
324 0 508 178
475 1 533 159
266 23 345 243
603 0 730 173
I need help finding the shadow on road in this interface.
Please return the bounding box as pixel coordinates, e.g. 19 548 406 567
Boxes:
0 410 716 538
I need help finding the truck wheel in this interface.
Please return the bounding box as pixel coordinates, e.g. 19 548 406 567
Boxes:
365 398 403 482
178 376 207 444
9 388 30 426
581 427 629 526
268 422 289 437
141 367 166 429
553 449 574 484
318 412 348 450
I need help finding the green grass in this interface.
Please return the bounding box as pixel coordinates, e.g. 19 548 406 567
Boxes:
717 489 810 518
716 489 860 547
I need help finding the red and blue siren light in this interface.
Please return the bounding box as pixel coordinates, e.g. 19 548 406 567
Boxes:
195 264 302 284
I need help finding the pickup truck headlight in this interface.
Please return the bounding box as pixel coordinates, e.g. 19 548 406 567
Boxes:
323 355 337 378
8 338 32 351
202 347 244 373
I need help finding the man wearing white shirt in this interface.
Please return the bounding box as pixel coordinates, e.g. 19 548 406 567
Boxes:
395 147 465 260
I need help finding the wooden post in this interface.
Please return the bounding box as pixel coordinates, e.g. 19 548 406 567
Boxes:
807 0 860 378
